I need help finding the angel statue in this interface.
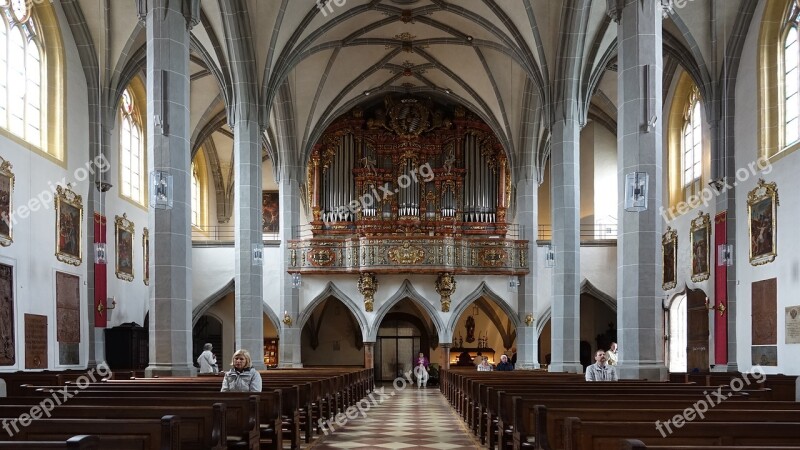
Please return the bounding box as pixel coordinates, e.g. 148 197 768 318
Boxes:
442 148 455 175
361 155 378 177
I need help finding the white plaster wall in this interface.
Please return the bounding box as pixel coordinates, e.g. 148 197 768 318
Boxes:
734 0 800 376
593 124 618 228
0 2 92 370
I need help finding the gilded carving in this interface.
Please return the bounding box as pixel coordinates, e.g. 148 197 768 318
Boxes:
435 272 456 312
479 248 508 267
307 248 336 267
388 242 426 265
357 272 378 312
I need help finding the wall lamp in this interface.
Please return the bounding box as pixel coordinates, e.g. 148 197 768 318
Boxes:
282 310 293 326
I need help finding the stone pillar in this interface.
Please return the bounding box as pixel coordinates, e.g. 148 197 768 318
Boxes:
549 119 582 374
364 342 375 369
440 343 451 370
610 0 668 380
515 178 539 369
279 175 302 367
141 0 199 377
233 115 265 369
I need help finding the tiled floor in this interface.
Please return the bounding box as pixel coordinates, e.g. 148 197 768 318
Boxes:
310 384 480 449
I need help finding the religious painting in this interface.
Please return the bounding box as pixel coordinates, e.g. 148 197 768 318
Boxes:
55 185 83 266
747 179 778 266
662 226 677 290
262 191 279 234
0 157 14 247
690 212 711 282
0 263 15 365
142 227 149 286
115 213 134 281
56 271 80 365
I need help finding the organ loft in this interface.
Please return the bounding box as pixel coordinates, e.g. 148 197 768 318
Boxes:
291 96 530 298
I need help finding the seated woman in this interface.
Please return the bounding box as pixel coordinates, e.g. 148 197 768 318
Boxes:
221 349 262 392
477 356 493 371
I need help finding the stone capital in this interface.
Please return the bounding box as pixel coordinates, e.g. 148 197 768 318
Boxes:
135 0 200 29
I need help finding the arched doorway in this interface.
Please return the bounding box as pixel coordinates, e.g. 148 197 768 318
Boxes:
193 315 223 368
300 297 364 367
374 298 434 382
667 288 709 372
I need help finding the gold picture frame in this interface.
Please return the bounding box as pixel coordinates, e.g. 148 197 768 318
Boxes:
690 211 711 282
142 227 149 286
55 185 83 266
0 157 13 247
662 226 677 290
115 213 134 281
747 178 779 266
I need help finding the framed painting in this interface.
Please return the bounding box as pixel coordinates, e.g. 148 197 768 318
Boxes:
55 185 83 266
115 213 134 281
747 178 779 266
690 211 711 282
662 226 677 290
142 227 149 286
262 191 279 234
0 157 13 247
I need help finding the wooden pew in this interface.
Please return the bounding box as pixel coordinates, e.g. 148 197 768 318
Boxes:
0 403 227 450
622 439 800 450
0 416 180 450
564 418 800 450
527 404 800 450
0 435 99 449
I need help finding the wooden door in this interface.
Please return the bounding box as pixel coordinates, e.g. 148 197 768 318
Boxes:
686 290 709 371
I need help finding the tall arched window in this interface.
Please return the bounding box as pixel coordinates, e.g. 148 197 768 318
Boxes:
119 88 144 204
191 163 200 227
682 89 703 201
784 2 800 148
0 0 43 148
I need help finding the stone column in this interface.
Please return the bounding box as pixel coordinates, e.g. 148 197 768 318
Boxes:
515 178 539 369
278 175 302 367
549 120 582 374
364 342 375 369
610 0 668 380
141 0 199 377
233 114 265 369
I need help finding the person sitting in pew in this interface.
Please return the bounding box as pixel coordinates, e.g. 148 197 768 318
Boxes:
477 356 493 371
585 349 618 381
496 354 514 371
221 349 263 392
606 342 619 366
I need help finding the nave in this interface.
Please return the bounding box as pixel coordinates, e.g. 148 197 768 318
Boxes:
313 386 478 450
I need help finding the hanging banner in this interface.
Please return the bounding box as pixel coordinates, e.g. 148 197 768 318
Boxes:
714 211 728 364
94 213 107 328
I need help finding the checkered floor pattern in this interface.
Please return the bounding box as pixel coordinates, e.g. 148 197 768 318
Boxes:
310 384 480 449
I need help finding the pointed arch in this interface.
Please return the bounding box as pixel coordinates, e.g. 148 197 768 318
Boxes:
369 279 447 342
446 281 522 337
580 279 617 312
191 278 281 330
297 282 369 339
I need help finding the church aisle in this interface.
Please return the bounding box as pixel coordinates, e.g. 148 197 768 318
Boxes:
310 384 480 449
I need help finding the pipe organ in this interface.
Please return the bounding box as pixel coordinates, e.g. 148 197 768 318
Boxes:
295 97 527 276
308 96 510 238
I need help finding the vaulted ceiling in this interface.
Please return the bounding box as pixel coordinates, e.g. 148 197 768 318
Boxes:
68 0 755 184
